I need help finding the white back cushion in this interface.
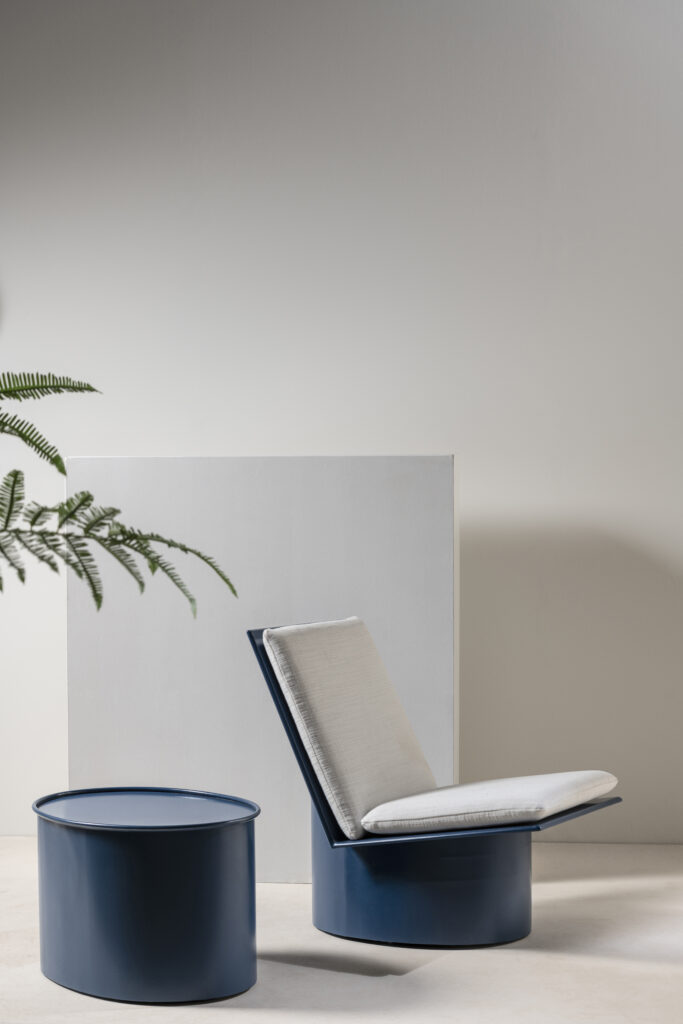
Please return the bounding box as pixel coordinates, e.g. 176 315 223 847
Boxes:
262 617 436 839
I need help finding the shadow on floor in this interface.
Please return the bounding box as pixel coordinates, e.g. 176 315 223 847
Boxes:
201 954 435 1013
257 950 415 976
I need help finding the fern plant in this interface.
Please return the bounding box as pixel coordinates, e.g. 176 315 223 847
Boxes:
0 372 236 614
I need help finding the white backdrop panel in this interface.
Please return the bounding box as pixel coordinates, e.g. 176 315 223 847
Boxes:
67 456 456 880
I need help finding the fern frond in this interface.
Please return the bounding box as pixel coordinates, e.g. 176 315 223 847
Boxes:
108 528 237 596
0 412 66 474
92 536 145 592
0 372 99 402
23 501 57 528
144 552 197 616
64 534 103 609
0 532 26 582
0 470 25 528
172 545 237 597
57 492 94 529
4 480 237 613
80 506 121 535
109 526 157 573
39 532 84 578
114 530 197 614
12 531 60 573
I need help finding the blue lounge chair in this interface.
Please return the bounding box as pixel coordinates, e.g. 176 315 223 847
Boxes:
248 617 620 947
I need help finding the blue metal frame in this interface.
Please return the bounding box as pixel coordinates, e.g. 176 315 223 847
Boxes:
248 628 345 843
248 625 622 946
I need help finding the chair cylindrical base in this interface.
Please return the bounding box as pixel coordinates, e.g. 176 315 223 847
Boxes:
312 810 531 947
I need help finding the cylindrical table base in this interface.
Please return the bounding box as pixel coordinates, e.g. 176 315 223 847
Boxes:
37 818 256 1003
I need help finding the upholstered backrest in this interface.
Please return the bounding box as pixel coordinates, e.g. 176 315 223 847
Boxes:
262 617 436 839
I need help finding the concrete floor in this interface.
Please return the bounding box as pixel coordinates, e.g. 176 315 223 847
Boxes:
1 839 682 1023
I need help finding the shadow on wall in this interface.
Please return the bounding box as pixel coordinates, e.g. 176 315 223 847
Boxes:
460 523 683 843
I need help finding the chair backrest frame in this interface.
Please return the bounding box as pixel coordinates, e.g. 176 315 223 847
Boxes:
247 628 346 845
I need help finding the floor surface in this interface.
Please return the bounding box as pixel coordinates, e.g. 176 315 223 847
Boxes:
1 838 682 1023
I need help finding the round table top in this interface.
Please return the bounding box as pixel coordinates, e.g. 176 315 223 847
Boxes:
33 787 260 831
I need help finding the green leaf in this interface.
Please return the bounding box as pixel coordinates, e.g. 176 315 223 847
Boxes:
12 531 60 573
37 532 84 578
116 531 197 615
81 506 121 535
23 501 56 528
64 534 103 609
92 536 145 592
0 372 99 402
0 532 26 582
147 553 197 617
57 492 94 529
0 470 25 529
0 412 66 474
110 528 237 597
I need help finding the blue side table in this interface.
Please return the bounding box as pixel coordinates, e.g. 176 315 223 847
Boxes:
33 787 260 1003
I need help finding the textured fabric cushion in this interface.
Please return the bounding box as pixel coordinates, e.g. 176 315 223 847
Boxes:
262 617 436 840
361 770 618 834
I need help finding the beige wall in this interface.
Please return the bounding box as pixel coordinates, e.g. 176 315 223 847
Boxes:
2 1 682 839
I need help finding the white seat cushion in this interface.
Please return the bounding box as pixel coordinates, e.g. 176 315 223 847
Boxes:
361 770 618 834
262 617 436 840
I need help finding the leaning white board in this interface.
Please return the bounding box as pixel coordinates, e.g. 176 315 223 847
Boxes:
67 456 456 881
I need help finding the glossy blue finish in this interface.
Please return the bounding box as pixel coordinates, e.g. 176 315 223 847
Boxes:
312 809 531 946
34 787 260 1003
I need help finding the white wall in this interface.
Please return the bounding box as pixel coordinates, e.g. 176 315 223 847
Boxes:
2 1 683 839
